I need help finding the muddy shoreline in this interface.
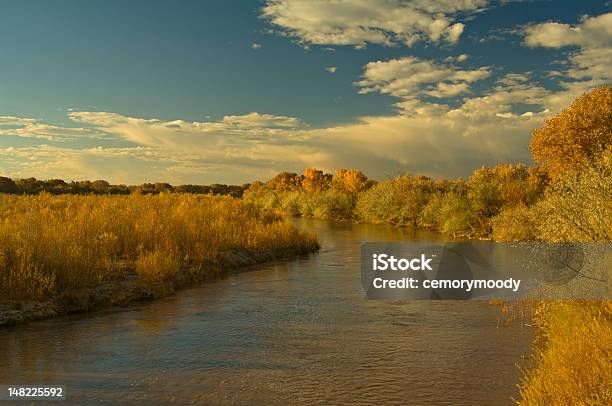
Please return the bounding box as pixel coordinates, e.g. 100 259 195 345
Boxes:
0 245 318 328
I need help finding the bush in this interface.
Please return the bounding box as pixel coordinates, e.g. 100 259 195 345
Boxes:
355 175 433 226
418 193 444 229
312 189 354 220
242 182 281 211
535 148 612 243
136 246 181 283
491 204 538 242
438 193 478 236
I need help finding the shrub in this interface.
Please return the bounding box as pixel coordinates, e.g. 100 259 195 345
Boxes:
242 182 281 211
135 246 181 283
438 192 478 236
312 189 354 220
491 204 538 242
535 148 612 243
418 193 444 229
355 175 433 226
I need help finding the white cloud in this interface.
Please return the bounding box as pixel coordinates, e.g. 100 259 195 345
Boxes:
0 116 101 141
524 13 612 82
221 112 301 128
261 0 487 48
251 43 262 49
0 116 37 125
61 111 322 183
354 56 490 107
445 53 469 63
67 111 304 151
325 66 337 73
0 145 177 184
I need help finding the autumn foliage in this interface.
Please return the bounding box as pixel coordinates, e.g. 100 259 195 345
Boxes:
530 86 611 179
0 194 318 302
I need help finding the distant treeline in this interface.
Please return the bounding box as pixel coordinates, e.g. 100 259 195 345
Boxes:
0 177 246 197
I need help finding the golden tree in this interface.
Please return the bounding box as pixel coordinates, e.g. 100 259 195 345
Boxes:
266 172 301 192
331 169 369 195
301 168 332 194
529 86 611 179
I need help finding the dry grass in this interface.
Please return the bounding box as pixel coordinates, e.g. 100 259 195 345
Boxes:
0 193 318 302
517 301 612 405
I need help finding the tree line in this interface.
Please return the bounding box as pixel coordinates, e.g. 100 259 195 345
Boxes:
0 177 246 198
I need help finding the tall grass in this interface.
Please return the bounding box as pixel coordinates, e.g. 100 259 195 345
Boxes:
517 302 612 405
0 193 317 302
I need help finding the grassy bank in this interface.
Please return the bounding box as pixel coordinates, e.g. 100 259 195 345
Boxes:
0 193 318 325
517 301 612 405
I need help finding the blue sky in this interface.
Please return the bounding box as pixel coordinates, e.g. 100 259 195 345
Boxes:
0 0 610 184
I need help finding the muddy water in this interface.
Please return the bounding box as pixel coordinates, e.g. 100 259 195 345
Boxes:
0 218 531 405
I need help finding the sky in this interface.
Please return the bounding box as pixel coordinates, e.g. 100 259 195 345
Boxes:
0 0 610 184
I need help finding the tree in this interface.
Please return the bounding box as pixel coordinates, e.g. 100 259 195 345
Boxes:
468 164 532 219
266 172 302 192
92 180 111 193
530 86 612 179
535 148 612 243
0 177 18 193
301 168 332 194
16 178 42 194
331 169 369 195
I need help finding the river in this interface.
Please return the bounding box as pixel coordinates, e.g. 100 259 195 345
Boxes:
0 218 532 405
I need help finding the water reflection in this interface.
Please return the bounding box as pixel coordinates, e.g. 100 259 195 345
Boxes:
0 218 531 405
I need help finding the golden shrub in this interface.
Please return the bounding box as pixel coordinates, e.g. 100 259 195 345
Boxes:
0 193 317 302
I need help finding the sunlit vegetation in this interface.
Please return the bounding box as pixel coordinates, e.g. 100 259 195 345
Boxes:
530 86 611 180
0 194 318 303
244 163 547 238
517 301 612 405
508 86 611 406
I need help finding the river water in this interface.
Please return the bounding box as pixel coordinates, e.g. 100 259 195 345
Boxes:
0 218 532 405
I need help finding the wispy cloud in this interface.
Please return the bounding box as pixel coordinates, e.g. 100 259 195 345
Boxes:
0 116 102 141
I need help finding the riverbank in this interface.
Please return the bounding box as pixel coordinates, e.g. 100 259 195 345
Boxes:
518 301 611 405
0 193 319 327
0 246 317 327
